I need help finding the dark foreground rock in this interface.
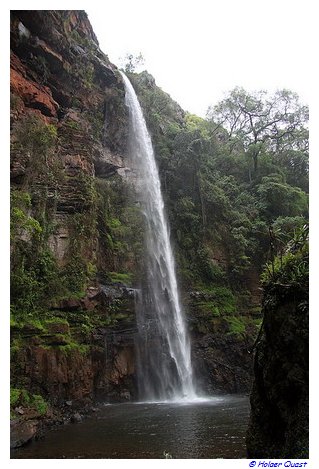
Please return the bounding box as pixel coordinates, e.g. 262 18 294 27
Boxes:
192 332 253 394
246 283 309 458
10 420 37 448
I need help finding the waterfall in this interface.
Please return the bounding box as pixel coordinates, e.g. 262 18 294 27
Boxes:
120 72 196 402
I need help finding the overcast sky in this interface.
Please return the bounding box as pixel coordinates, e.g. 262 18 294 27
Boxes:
86 0 312 117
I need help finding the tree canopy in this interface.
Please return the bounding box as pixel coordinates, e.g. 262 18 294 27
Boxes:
207 87 309 175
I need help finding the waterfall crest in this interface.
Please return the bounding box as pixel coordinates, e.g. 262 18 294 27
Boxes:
121 72 196 401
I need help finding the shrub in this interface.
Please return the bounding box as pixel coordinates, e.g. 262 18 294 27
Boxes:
13 115 57 157
107 271 133 285
261 225 308 287
226 316 246 336
32 394 48 415
10 190 42 241
10 388 48 416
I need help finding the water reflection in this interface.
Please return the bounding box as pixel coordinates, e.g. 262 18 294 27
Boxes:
12 395 249 459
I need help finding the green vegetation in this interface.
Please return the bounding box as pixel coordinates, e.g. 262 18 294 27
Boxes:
11 114 58 182
29 55 50 84
10 92 23 110
10 115 63 204
85 108 105 139
261 224 308 288
64 119 82 131
129 72 308 300
10 388 48 416
106 271 134 285
55 342 90 355
207 87 308 175
11 388 30 407
226 316 246 336
32 394 48 415
120 73 309 345
10 169 117 344
10 191 42 241
68 27 98 53
122 52 145 73
10 108 98 321
10 238 66 320
79 62 95 89
13 115 57 155
44 317 69 326
193 285 236 316
195 301 221 317
67 28 98 90
96 176 143 277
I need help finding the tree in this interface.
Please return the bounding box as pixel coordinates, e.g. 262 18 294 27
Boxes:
121 52 145 73
256 174 308 221
207 87 309 174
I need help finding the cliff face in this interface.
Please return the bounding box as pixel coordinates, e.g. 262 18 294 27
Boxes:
10 10 128 271
246 234 309 458
10 10 138 415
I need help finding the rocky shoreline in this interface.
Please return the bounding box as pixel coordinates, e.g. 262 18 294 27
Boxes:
10 400 107 449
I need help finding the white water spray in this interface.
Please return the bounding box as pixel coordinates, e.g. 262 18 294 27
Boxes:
121 72 197 401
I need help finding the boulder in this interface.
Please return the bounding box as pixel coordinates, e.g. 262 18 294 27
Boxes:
10 420 37 448
71 412 82 423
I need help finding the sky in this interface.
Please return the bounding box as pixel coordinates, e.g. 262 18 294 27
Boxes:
86 0 313 117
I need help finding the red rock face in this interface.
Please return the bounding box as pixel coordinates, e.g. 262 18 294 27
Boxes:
67 11 99 44
13 341 135 404
26 346 95 402
110 347 135 384
11 54 59 118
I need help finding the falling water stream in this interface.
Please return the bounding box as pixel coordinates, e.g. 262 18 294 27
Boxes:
121 72 196 401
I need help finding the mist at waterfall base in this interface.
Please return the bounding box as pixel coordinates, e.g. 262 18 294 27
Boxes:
121 72 197 402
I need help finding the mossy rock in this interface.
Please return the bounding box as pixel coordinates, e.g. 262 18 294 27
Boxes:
45 319 70 335
10 387 48 417
44 333 70 346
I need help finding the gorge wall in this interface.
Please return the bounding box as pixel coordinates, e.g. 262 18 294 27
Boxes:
246 231 309 458
10 10 138 413
10 10 260 430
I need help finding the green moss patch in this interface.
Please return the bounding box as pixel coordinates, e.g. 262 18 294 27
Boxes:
225 316 246 336
10 388 48 416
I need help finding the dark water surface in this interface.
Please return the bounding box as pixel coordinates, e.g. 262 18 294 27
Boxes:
11 395 249 459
